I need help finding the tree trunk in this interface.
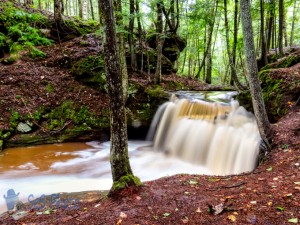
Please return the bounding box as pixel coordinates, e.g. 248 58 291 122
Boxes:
99 0 141 192
266 0 274 52
89 0 94 20
78 0 83 18
278 0 284 56
240 0 271 148
129 0 138 72
196 0 218 80
260 0 268 66
224 0 246 90
154 0 164 85
290 0 297 47
113 0 129 102
205 24 212 84
135 0 143 73
54 0 63 24
82 0 87 19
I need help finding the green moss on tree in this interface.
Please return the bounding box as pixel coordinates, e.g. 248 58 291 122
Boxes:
111 174 142 191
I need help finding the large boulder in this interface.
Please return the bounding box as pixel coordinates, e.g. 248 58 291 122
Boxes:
147 32 187 64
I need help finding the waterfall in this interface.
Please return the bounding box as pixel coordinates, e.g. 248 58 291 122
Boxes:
147 94 261 175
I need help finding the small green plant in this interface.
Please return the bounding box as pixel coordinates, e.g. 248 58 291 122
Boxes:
45 83 54 93
282 144 289 149
9 111 20 128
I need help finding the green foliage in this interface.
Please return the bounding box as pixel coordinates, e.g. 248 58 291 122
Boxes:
145 85 168 99
44 101 106 131
0 2 52 58
9 111 20 128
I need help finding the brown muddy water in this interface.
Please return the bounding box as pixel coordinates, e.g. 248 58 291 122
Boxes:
0 141 208 213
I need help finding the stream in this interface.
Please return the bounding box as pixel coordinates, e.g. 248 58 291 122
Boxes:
0 91 261 213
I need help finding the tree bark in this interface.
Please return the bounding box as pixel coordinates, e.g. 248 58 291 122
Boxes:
260 0 268 66
99 0 141 192
205 24 212 84
240 0 271 148
154 0 164 85
290 0 297 47
266 0 274 52
89 0 94 20
113 0 129 102
78 0 83 18
278 0 284 56
129 0 138 72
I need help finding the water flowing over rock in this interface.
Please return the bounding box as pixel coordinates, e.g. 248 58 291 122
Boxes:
147 94 261 175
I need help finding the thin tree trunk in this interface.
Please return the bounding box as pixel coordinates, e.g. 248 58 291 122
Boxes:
136 0 143 74
240 0 271 148
99 0 140 192
82 0 87 19
129 0 138 72
205 24 212 84
78 0 83 18
266 0 274 52
290 0 297 47
89 0 94 20
113 0 129 102
196 0 218 79
154 0 164 85
260 0 268 66
224 0 246 90
278 0 284 56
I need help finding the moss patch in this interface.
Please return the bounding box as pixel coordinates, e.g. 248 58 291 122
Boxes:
71 56 106 90
111 174 142 191
261 55 300 71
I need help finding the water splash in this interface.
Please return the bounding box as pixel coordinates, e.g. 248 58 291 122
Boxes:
148 95 261 175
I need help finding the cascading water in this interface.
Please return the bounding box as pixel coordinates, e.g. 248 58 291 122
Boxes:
147 94 261 175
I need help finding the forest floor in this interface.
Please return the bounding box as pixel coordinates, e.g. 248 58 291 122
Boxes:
0 103 299 225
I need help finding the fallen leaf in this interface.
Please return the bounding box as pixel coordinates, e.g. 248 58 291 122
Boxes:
266 167 273 171
184 192 190 195
120 212 127 219
116 219 122 225
276 206 285 211
288 218 298 223
294 187 300 190
267 202 273 206
163 212 171 217
250 201 257 205
189 180 198 185
233 212 238 215
182 216 189 223
136 196 141 200
196 207 201 213
294 182 300 185
284 193 293 197
228 215 236 222
175 208 179 212
94 204 101 208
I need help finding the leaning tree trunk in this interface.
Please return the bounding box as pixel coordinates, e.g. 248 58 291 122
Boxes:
240 0 271 148
99 0 141 193
205 24 212 84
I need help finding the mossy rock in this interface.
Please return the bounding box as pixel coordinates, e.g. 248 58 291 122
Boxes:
71 56 106 89
259 69 300 122
147 32 187 63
